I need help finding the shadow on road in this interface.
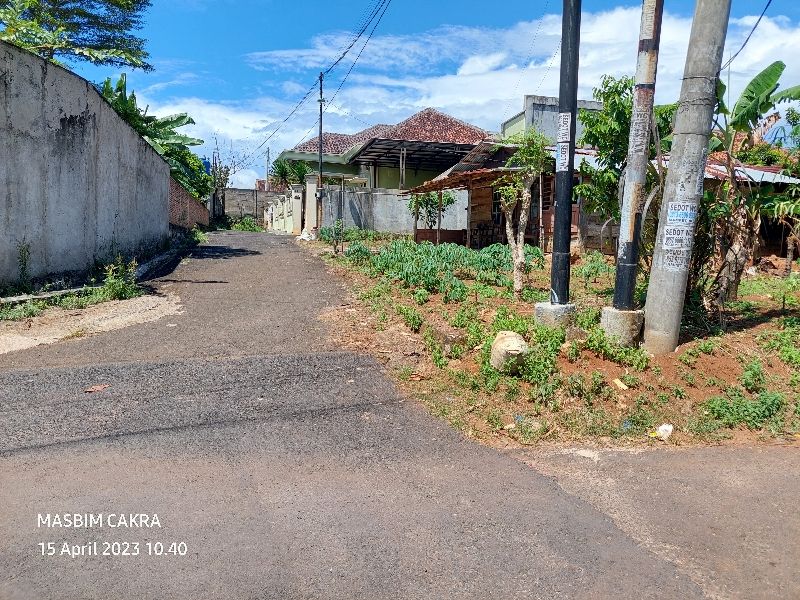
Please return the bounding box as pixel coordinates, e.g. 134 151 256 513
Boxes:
189 246 261 260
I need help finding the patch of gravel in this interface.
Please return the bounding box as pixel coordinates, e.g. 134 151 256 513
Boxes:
0 293 183 355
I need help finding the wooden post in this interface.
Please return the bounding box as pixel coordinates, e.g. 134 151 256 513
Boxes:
539 173 544 249
467 181 473 248
436 190 443 245
413 201 419 243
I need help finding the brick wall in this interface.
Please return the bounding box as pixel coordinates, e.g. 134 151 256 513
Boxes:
169 178 209 229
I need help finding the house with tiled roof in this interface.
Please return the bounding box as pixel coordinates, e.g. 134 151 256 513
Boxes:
274 108 489 235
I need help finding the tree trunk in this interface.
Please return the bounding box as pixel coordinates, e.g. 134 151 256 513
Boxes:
502 178 535 299
502 204 522 297
715 203 752 302
787 232 798 277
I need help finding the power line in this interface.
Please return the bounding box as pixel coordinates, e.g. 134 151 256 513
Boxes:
531 40 561 97
501 0 552 121
231 0 391 170
719 0 772 72
325 0 387 75
327 101 372 127
250 0 392 167
325 0 391 111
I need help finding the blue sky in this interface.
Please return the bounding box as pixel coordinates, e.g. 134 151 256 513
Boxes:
72 1 800 185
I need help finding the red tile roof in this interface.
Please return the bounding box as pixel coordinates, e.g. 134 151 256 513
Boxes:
292 108 486 154
380 108 487 144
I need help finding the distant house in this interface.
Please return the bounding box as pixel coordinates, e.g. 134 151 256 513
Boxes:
273 108 489 234
409 140 800 256
501 95 603 141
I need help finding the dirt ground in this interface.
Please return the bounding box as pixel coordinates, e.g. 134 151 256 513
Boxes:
308 239 800 450
0 292 182 355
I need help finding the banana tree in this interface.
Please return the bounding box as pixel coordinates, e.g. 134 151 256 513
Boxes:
100 75 209 197
763 189 800 275
708 61 800 304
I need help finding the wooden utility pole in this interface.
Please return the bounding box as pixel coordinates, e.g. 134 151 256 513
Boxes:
600 0 664 347
643 0 731 354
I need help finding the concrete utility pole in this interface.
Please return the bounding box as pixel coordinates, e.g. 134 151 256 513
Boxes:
316 71 325 233
643 0 731 354
601 0 664 346
535 0 581 327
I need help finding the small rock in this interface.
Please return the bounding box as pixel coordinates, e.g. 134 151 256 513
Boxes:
490 331 529 374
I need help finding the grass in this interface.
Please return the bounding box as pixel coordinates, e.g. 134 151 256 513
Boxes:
326 235 800 445
705 388 786 430
0 256 142 321
758 317 800 368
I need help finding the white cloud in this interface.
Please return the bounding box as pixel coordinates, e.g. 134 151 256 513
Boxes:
142 6 800 188
457 53 508 76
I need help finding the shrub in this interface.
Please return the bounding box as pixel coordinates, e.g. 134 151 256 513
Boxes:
231 216 262 231
412 288 430 305
344 241 372 264
574 251 614 289
740 359 766 393
705 388 785 429
584 326 650 370
396 304 424 332
345 239 546 302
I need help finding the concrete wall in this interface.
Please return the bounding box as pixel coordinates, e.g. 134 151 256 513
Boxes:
224 188 277 220
500 111 526 137
0 41 169 285
322 187 468 234
169 178 209 229
523 95 603 143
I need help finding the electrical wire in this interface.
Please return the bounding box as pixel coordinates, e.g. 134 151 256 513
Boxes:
325 0 389 75
231 0 391 170
500 0 552 121
325 0 391 113
719 0 773 72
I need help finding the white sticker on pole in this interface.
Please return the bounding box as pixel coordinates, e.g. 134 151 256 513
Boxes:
557 113 571 143
661 247 691 272
666 202 697 226
556 142 570 173
662 225 693 249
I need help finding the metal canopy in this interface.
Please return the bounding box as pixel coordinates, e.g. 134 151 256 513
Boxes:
350 138 477 170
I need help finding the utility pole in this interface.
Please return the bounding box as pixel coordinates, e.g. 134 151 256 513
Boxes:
536 0 581 326
265 147 271 192
601 0 664 346
643 0 731 354
317 71 325 233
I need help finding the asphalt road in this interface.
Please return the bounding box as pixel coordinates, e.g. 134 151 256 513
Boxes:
0 232 794 599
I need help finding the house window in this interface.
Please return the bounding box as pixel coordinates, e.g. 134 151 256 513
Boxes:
492 190 503 225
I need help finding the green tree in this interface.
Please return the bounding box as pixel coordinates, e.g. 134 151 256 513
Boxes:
100 74 209 198
0 0 150 69
270 158 312 190
575 75 677 219
289 160 312 186
708 61 800 304
407 191 456 229
495 129 551 298
164 146 213 199
270 159 293 190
